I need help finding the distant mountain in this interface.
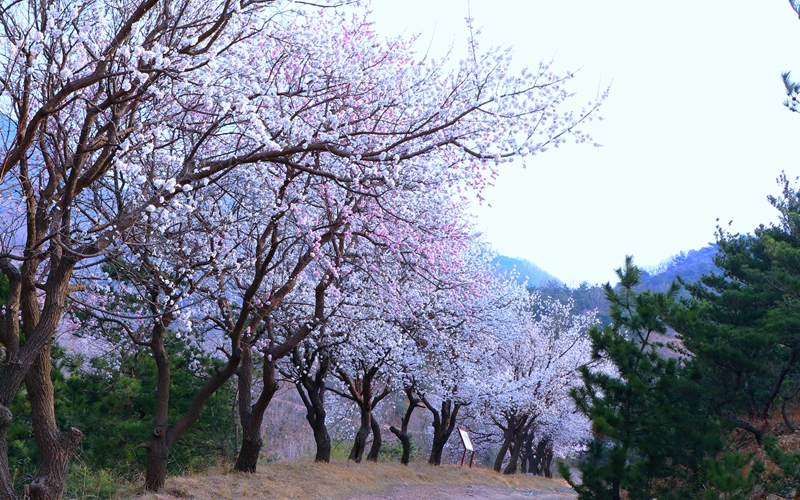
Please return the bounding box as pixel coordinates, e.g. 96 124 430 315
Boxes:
639 244 720 292
492 255 561 287
525 244 721 326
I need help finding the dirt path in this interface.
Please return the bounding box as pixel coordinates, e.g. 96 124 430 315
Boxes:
346 482 577 500
128 460 578 500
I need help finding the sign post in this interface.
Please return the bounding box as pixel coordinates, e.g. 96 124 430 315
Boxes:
457 427 475 468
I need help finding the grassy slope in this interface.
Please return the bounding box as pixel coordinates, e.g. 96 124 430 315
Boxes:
120 460 576 500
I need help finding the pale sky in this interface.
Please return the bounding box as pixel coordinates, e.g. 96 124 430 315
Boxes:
369 0 800 285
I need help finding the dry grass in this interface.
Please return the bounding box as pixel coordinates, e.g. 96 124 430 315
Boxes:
119 459 575 500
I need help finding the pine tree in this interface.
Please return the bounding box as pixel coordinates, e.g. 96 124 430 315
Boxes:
561 257 726 500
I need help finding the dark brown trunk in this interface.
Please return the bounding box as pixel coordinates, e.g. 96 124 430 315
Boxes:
145 321 171 492
531 436 547 475
0 404 17 499
235 434 263 473
424 399 462 466
294 354 332 462
389 425 411 465
145 430 169 493
235 350 278 473
349 408 371 463
0 257 74 407
389 388 421 465
26 345 83 500
521 431 535 473
493 416 515 472
542 442 554 478
530 438 547 476
503 429 525 475
366 414 382 462
0 257 75 498
336 365 390 464
493 435 513 472
142 224 325 487
237 277 332 471
530 436 554 477
311 416 332 463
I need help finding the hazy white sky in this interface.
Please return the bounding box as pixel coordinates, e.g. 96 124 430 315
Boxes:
369 0 800 285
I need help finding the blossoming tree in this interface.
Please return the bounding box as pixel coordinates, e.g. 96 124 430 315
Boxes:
0 0 602 496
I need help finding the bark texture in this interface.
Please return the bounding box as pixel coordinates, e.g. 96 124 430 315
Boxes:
389 388 422 465
336 366 390 463
492 413 531 474
0 404 16 500
234 350 278 473
26 347 83 500
422 397 461 466
145 321 172 492
366 414 382 462
235 276 331 472
293 349 332 462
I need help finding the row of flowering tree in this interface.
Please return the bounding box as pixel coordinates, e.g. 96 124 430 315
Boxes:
0 0 603 497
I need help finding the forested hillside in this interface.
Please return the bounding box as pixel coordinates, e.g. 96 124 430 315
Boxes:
527 244 719 325
640 244 719 292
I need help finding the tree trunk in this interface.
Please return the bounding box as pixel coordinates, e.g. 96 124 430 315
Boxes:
389 425 411 465
336 365 390 464
0 255 75 498
145 429 169 493
26 345 83 500
235 350 278 473
531 436 547 475
422 398 462 466
293 348 332 462
349 408 371 463
503 428 525 475
311 413 332 463
389 388 421 465
366 414 382 462
0 404 17 499
521 430 535 473
533 436 553 477
145 322 171 492
493 423 515 473
542 440 554 478
234 430 263 473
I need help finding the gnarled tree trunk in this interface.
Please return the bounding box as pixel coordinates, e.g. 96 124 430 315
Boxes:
389 388 422 465
422 397 461 466
366 414 382 462
0 251 77 498
529 436 554 477
493 412 529 473
493 426 514 471
297 364 332 461
234 350 278 473
521 430 535 473
236 276 332 472
503 427 526 475
309 406 332 463
292 347 332 462
335 366 390 464
350 406 371 463
26 346 83 500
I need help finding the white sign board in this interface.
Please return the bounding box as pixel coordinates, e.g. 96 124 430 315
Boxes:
458 428 473 451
